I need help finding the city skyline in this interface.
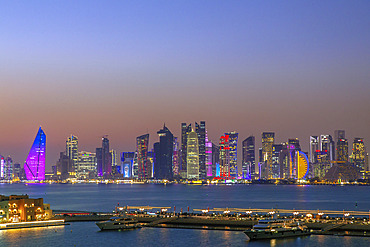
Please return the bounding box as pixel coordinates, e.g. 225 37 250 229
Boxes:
1 1 369 167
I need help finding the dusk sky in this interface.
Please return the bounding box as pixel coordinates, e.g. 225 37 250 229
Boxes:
1 1 369 170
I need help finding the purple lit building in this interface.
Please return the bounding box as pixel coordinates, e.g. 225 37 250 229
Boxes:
24 127 46 180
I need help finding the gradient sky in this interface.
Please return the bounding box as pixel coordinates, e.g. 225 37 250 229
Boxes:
1 1 369 170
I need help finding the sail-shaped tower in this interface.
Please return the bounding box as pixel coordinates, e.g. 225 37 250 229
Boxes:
24 127 46 180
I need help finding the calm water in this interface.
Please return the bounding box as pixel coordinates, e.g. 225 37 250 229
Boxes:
0 183 370 246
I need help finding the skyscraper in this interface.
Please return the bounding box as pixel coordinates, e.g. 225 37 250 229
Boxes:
261 132 274 179
205 131 213 177
195 121 206 178
97 136 112 178
336 139 348 163
309 136 319 164
121 152 135 178
136 134 149 179
219 135 230 177
212 142 220 177
181 123 192 174
225 132 238 178
154 124 174 179
77 151 96 179
272 144 283 178
24 127 46 180
242 136 255 179
66 135 78 175
173 137 180 176
186 129 199 179
320 135 335 161
352 138 366 171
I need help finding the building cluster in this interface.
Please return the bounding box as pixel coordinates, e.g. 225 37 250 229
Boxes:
0 194 52 223
0 126 369 182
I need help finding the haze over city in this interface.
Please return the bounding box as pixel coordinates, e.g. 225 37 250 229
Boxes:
1 1 369 169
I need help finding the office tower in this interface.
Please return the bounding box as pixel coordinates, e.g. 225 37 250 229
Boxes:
242 136 255 179
219 135 230 177
24 127 46 180
261 132 274 179
288 139 301 178
309 136 319 164
66 135 78 175
334 130 345 143
57 152 72 180
272 144 283 178
13 163 21 179
296 151 309 179
96 148 102 176
320 135 335 161
336 139 348 163
181 123 192 173
212 143 220 177
352 138 366 171
120 152 135 178
279 144 290 179
0 156 4 179
136 134 149 179
205 132 213 177
154 124 174 179
110 149 118 175
147 150 154 178
0 156 13 180
97 136 112 178
77 151 96 179
186 129 199 179
172 137 180 176
195 121 206 178
225 132 238 178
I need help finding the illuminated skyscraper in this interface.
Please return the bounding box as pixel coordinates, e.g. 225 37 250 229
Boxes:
336 139 348 163
97 136 112 178
24 127 46 180
121 152 135 178
77 151 96 179
242 136 255 179
172 137 180 176
181 123 192 174
154 124 174 179
334 130 345 144
225 132 238 178
66 135 78 175
136 134 149 179
205 132 213 177
212 143 220 177
320 135 335 161
352 138 366 171
261 132 274 179
195 121 206 178
309 136 319 164
272 144 283 178
219 135 230 177
187 129 199 179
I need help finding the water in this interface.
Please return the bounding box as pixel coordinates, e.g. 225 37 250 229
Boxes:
1 183 370 246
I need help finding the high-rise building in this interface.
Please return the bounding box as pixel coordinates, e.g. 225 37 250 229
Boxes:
205 132 213 177
336 139 348 163
186 129 199 179
242 136 255 179
154 124 174 179
57 152 72 180
309 136 319 164
320 135 335 161
334 130 345 144
120 152 135 178
24 127 46 180
212 142 220 177
66 135 78 175
110 149 117 175
181 123 192 174
172 137 180 176
352 138 366 171
272 144 283 178
97 136 112 178
0 156 13 180
77 151 96 179
261 132 274 179
136 134 149 179
225 132 238 178
219 135 230 177
195 121 206 179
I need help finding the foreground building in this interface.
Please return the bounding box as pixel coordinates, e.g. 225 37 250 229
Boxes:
24 127 46 180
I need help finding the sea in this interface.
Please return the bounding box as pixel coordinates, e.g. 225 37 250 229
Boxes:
0 183 369 247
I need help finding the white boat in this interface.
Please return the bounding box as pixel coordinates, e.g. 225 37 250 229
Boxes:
244 219 311 241
96 217 141 231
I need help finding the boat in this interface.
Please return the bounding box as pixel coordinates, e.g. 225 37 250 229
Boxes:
244 219 311 241
0 219 67 230
96 216 141 231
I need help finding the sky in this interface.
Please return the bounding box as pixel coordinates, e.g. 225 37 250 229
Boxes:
0 1 369 170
